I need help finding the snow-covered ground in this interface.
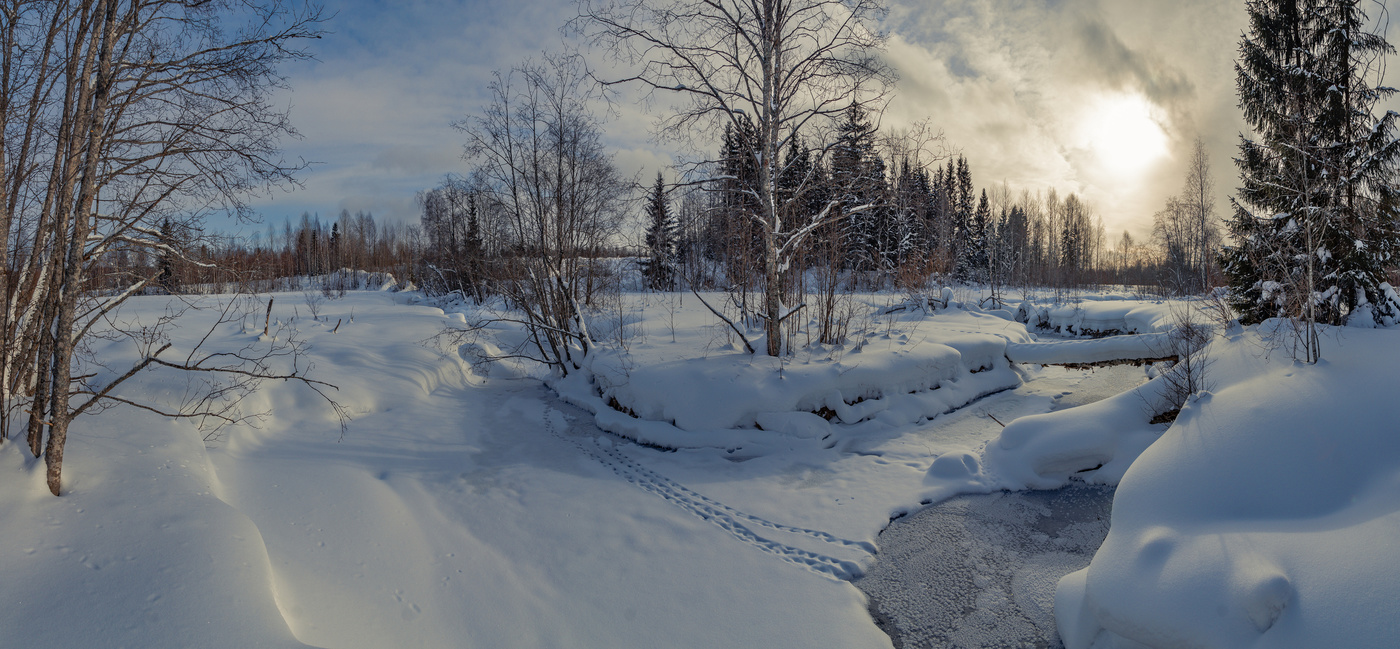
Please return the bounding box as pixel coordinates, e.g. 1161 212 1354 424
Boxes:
1054 322 1400 649
2 287 1393 648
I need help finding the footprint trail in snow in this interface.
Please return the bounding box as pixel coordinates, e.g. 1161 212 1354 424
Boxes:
543 406 874 581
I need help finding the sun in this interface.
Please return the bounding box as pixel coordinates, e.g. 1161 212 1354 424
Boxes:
1076 93 1170 179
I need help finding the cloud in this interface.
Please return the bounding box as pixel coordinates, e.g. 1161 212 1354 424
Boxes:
244 0 680 231
243 0 1400 244
877 0 1255 238
1070 16 1195 108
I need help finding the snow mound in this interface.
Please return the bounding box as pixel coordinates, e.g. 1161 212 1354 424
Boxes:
556 340 1022 451
1018 298 1199 337
981 369 1174 489
1055 324 1400 648
549 304 1033 452
0 418 309 648
1006 333 1174 365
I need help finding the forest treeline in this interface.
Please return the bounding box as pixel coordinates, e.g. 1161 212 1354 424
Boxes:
103 140 1213 304
416 104 1220 307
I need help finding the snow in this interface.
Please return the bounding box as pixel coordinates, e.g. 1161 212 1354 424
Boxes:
5 289 1054 648
0 408 307 648
1053 322 1400 648
981 370 1173 489
1018 297 1181 336
555 292 1191 454
1006 334 1173 365
3 285 1395 649
559 327 1025 451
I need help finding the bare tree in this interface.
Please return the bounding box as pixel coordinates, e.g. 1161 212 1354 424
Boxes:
1154 138 1221 295
1182 137 1220 291
457 54 630 374
1148 302 1215 421
577 0 895 355
0 0 330 495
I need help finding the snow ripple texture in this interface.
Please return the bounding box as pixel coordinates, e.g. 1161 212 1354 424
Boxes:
856 486 1113 649
545 407 875 581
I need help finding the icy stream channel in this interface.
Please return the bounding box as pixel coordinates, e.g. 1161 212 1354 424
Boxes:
857 485 1112 648
855 364 1147 649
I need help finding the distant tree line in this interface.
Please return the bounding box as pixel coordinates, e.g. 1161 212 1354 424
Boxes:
87 209 424 296
681 103 1124 308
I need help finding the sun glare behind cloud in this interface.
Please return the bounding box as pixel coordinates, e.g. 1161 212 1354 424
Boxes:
1076 92 1170 181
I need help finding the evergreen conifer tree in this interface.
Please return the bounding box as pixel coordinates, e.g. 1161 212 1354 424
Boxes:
1223 0 1400 353
831 103 883 273
640 172 678 291
971 189 991 282
157 218 178 294
952 157 978 282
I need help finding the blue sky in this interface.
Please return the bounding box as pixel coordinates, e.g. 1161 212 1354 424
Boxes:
244 0 1400 241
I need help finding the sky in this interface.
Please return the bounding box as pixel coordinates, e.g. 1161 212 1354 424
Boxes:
246 0 1400 243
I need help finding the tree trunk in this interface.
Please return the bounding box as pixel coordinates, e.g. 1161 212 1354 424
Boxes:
47 0 118 495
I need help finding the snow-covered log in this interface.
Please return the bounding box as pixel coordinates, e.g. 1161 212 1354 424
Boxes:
1005 333 1176 366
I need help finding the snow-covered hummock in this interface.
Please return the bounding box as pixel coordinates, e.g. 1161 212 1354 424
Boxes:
980 369 1174 489
1005 334 1173 366
1053 322 1400 648
553 292 1199 455
552 295 1035 452
1018 296 1181 336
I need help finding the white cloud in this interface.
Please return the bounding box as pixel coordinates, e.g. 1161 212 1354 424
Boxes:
876 0 1256 239
247 0 1400 244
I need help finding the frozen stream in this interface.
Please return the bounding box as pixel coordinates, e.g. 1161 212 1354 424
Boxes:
855 364 1146 649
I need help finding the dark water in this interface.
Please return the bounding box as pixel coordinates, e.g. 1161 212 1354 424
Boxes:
855 485 1114 649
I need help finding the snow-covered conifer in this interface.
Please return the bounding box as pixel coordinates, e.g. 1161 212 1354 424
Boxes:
640 172 679 291
1224 0 1400 354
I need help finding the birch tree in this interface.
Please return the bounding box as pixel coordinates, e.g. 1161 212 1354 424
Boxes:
457 54 630 374
577 0 895 355
0 0 330 495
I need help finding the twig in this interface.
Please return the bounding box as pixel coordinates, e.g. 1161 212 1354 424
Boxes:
689 285 755 354
70 344 173 418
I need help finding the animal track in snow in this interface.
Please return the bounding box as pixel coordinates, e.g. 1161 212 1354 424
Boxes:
544 407 873 581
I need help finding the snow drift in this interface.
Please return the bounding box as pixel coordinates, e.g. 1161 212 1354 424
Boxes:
1053 323 1400 648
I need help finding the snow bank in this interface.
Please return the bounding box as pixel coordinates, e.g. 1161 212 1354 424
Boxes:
0 410 309 648
980 370 1174 489
553 306 1028 451
548 292 1203 457
1055 324 1400 648
1005 333 1174 365
557 343 1022 451
1020 299 1182 336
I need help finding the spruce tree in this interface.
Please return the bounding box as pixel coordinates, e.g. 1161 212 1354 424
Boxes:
1312 0 1400 324
640 172 678 291
464 191 485 300
831 103 882 273
1224 0 1400 351
157 218 178 294
952 157 978 282
330 222 341 269
971 189 991 282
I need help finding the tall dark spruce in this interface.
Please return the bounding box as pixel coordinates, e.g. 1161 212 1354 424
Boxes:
1224 0 1400 360
640 172 678 291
